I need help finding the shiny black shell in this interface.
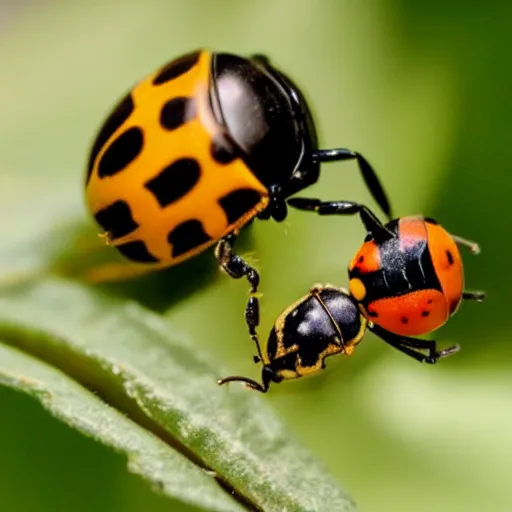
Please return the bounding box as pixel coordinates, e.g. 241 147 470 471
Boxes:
266 287 365 377
210 53 320 196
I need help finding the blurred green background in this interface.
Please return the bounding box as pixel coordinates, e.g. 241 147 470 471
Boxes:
0 1 509 511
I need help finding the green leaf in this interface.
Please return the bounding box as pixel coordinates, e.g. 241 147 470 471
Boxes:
0 343 243 512
0 279 356 512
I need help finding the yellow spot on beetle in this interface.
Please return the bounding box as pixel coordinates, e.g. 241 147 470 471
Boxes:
350 278 366 301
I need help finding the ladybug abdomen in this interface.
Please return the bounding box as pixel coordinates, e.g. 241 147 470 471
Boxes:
85 50 269 267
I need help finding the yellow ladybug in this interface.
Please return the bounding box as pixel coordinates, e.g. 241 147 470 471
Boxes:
85 49 392 325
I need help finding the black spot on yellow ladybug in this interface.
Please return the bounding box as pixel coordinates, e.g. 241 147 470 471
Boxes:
145 158 201 208
86 93 134 184
168 220 212 257
117 241 159 263
160 97 196 131
94 200 139 240
153 51 201 85
98 127 144 178
218 189 262 225
210 137 237 165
